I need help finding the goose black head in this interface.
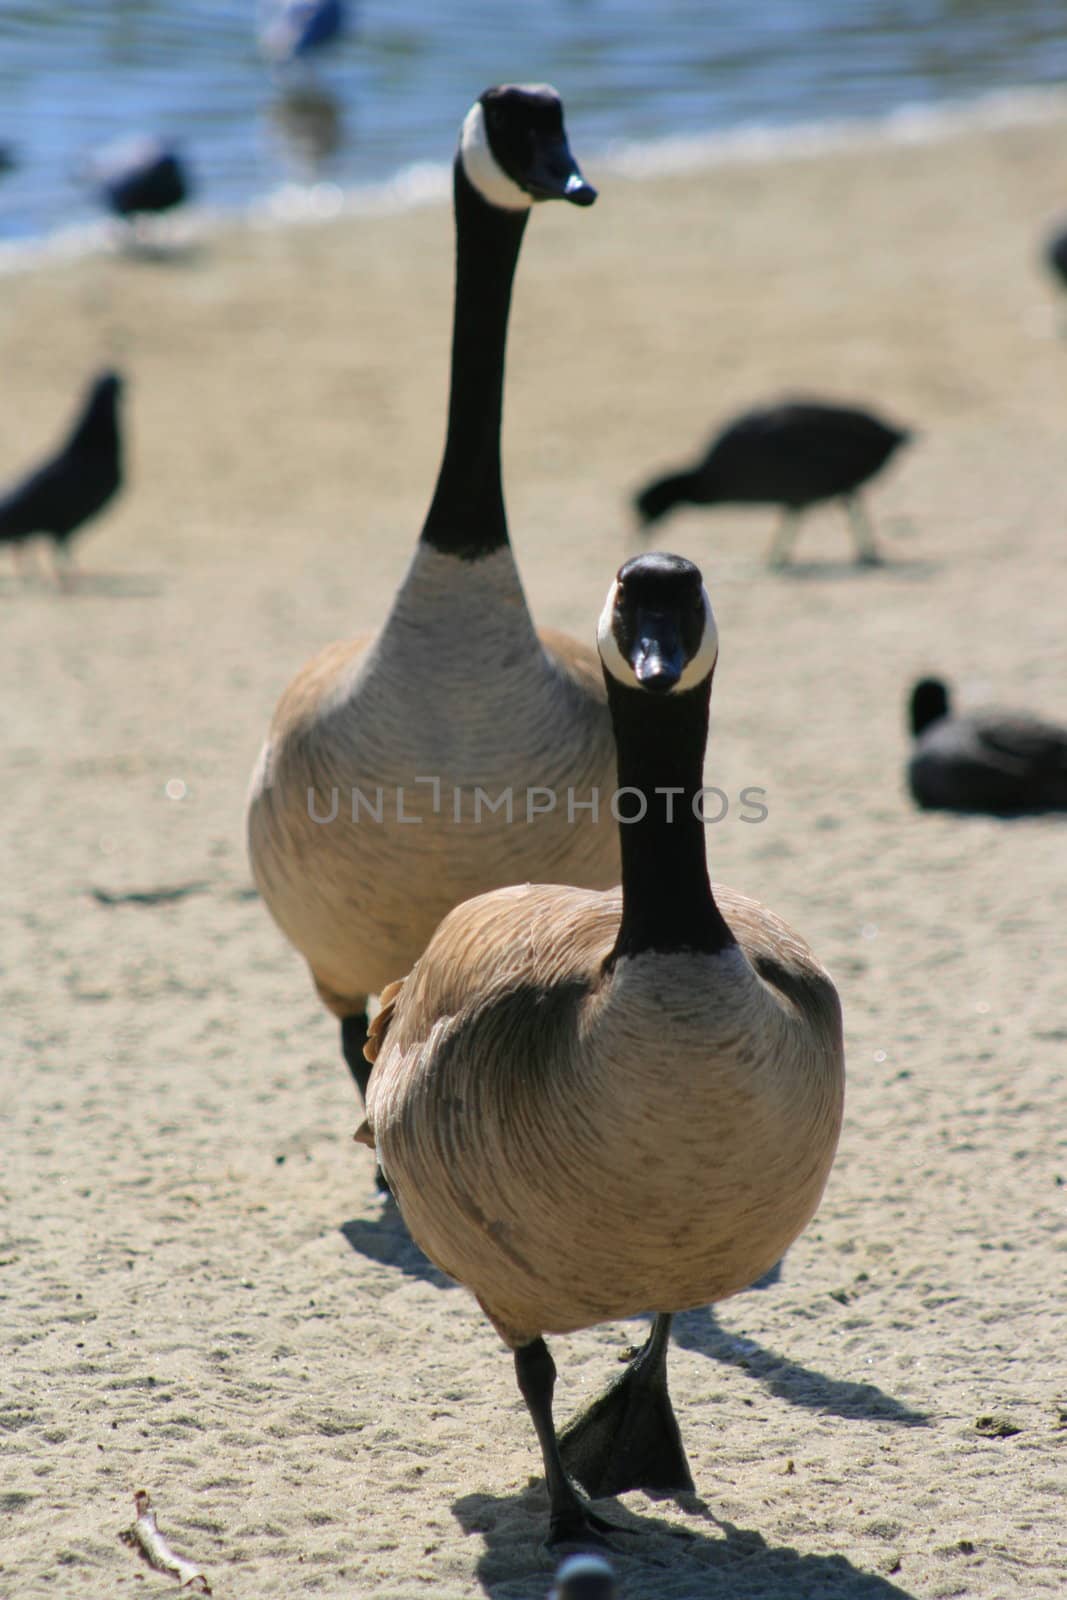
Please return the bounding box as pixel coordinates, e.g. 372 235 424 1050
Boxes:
459 84 596 212
598 552 718 695
910 676 951 736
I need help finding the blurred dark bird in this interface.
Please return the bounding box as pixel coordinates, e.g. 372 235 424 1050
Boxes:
0 144 15 177
91 135 191 221
1044 221 1067 288
634 399 912 568
548 1553 617 1600
268 84 344 176
259 0 347 66
0 371 123 586
907 677 1067 816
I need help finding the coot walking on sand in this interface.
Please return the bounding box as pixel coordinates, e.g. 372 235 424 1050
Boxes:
635 398 911 568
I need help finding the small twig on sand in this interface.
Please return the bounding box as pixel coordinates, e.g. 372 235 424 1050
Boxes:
119 1490 211 1592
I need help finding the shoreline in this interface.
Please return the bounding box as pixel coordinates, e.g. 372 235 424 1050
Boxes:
3 79 1066 276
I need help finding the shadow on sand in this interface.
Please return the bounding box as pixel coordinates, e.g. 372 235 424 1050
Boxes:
773 555 938 582
339 1221 925 1429
671 1304 928 1427
0 570 164 599
340 1199 456 1291
453 1486 918 1599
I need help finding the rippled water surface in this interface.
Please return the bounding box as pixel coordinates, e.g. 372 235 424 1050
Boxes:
1 1 1066 240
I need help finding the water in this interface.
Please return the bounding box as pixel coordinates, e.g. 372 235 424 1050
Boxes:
1 0 1066 245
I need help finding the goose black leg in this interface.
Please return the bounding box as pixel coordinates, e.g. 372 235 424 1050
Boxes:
340 1012 390 1193
515 1338 618 1548
845 494 882 565
558 1313 693 1499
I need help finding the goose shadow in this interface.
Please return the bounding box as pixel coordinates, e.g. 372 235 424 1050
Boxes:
671 1303 928 1427
453 1486 919 1599
0 571 164 600
340 1199 457 1291
64 571 165 597
115 234 206 267
774 555 938 582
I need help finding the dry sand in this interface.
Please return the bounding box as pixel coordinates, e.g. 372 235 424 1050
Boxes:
2 105 1066 1600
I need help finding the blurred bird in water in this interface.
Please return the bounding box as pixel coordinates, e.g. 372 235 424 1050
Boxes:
907 677 1067 816
259 0 347 67
268 85 344 179
0 372 123 588
548 1553 617 1599
634 398 912 568
90 135 191 224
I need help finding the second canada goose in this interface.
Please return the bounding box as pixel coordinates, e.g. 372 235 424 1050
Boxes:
634 399 911 567
360 553 845 1545
908 676 1067 815
247 87 619 1120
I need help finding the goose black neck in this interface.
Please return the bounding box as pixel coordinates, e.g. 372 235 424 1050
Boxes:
606 674 735 964
420 160 529 560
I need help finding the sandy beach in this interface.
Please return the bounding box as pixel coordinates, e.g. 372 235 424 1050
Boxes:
2 105 1066 1599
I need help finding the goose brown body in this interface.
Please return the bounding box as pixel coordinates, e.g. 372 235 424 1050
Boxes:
248 547 619 1013
363 879 843 1348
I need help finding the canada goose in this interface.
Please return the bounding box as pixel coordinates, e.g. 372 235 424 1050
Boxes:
634 399 911 568
90 137 191 221
247 86 618 1121
907 677 1067 815
359 553 845 1545
0 371 123 586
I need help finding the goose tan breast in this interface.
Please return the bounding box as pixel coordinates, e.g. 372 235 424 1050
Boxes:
247 549 620 1007
367 883 845 1348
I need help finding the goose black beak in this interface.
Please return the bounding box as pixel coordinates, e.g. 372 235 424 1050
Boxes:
524 135 597 206
630 611 683 693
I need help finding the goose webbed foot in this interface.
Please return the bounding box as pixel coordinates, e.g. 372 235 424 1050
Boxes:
340 1012 390 1193
558 1314 693 1500
547 1501 618 1550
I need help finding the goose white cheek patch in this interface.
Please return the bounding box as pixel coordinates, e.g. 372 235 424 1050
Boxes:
597 583 719 693
459 103 534 212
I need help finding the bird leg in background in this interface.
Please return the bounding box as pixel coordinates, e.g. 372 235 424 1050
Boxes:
340 1011 371 1098
341 1011 391 1193
845 494 882 565
515 1338 619 1548
558 1313 693 1499
51 544 77 592
767 509 801 568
